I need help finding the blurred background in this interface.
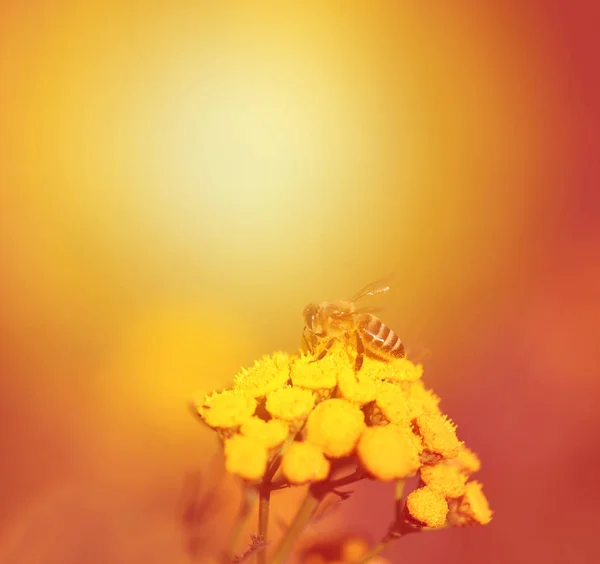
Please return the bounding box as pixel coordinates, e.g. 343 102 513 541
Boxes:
1 0 598 562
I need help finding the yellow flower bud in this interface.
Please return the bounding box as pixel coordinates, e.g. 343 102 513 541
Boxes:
198 389 257 429
420 462 467 498
406 486 449 528
239 416 289 449
374 381 409 425
290 350 341 392
281 441 330 484
223 434 268 481
265 386 316 421
233 352 291 398
306 398 366 458
416 413 462 460
357 425 421 481
448 481 493 526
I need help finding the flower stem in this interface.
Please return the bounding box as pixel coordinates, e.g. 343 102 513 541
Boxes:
269 484 325 564
257 487 270 564
256 435 296 564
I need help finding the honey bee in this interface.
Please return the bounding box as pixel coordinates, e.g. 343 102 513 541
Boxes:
302 278 405 372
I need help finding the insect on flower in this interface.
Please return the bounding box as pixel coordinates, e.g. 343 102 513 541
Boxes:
302 277 405 372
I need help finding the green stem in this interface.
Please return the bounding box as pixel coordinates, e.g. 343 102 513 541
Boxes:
256 435 297 564
394 479 405 522
269 485 325 564
257 487 270 564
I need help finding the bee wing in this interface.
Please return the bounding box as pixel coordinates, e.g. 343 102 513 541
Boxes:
349 305 383 315
348 273 397 303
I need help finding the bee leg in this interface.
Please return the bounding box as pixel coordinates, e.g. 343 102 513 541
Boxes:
302 327 313 354
310 337 337 363
354 332 364 373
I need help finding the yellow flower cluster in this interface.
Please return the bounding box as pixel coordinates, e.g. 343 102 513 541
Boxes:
194 343 492 527
405 445 493 528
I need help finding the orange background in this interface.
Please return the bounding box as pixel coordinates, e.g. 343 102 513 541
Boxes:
0 1 598 563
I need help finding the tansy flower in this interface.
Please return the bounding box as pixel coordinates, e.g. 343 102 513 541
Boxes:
416 413 462 461
386 358 424 383
240 416 290 449
374 381 409 425
405 486 449 528
420 462 467 498
198 389 257 430
355 355 396 382
306 398 366 458
404 380 441 420
448 481 493 526
337 368 378 405
357 425 421 480
281 441 330 484
450 445 482 475
233 352 291 398
265 386 316 422
224 434 269 481
291 352 340 397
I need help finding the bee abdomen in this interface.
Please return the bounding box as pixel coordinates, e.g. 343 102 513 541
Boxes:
361 315 405 358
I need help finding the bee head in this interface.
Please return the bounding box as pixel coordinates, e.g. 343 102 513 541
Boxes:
303 302 325 336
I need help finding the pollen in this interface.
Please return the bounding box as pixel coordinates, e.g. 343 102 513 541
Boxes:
233 352 291 398
239 416 290 449
420 462 467 498
223 434 269 481
337 368 378 405
265 386 316 422
356 425 421 481
416 413 462 460
358 355 396 381
374 381 409 425
404 381 441 420
281 441 330 484
387 358 424 383
290 350 342 392
198 389 257 429
406 486 449 528
306 398 366 458
448 481 493 526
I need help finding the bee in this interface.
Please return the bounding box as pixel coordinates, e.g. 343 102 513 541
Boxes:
302 278 405 372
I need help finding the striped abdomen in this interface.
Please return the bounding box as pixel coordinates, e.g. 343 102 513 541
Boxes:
358 314 405 359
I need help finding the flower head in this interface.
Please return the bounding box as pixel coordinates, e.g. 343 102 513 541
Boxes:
450 445 482 475
197 389 257 430
386 358 424 383
233 352 291 398
404 380 441 420
265 386 315 422
223 434 268 481
357 425 421 480
337 368 378 405
281 441 330 484
240 416 290 449
420 461 467 498
448 481 493 526
416 413 462 461
291 350 341 394
405 485 449 528
306 398 366 458
374 381 409 425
